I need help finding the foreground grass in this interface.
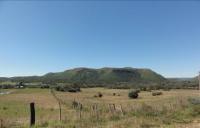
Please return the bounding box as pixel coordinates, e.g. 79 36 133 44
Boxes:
0 88 199 128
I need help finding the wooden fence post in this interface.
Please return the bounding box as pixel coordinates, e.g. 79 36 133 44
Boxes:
95 104 99 120
30 102 35 126
79 103 83 119
120 104 125 116
0 119 3 128
58 101 62 121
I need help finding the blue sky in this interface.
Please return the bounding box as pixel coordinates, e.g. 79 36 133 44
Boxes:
0 1 199 77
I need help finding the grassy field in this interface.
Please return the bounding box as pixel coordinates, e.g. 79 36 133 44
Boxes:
0 88 199 128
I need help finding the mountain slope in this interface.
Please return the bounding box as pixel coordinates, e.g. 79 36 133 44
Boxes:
41 67 166 84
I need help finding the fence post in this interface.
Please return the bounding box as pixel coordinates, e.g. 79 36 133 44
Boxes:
30 102 35 127
120 104 125 116
0 119 3 128
59 101 62 121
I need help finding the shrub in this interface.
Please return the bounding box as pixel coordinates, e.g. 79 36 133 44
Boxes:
41 85 50 89
94 92 103 98
113 93 121 96
54 86 81 93
188 98 200 105
128 90 139 99
55 86 65 92
75 87 81 92
68 87 81 93
152 91 163 96
3 107 8 110
98 92 103 98
68 88 77 92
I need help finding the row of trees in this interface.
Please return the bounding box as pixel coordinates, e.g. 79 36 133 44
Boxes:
0 79 198 90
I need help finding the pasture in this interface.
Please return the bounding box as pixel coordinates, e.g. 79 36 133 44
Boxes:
0 88 199 128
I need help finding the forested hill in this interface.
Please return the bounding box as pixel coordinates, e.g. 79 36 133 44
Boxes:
0 67 166 85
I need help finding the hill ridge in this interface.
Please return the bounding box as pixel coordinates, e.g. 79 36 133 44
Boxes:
0 67 167 86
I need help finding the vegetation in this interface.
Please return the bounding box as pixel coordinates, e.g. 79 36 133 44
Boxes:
188 97 200 105
128 90 139 99
94 92 103 98
0 88 199 128
0 67 166 86
0 68 198 90
0 68 199 127
152 91 163 96
54 85 81 93
98 92 103 97
40 85 50 89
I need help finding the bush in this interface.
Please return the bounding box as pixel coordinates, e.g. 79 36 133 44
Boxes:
68 88 77 92
128 90 139 99
113 93 120 96
98 92 103 98
68 87 81 93
55 86 66 92
94 92 103 98
152 91 163 96
75 87 81 92
41 85 50 89
54 86 81 93
188 98 200 105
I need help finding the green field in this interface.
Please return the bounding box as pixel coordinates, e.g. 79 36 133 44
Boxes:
0 88 199 128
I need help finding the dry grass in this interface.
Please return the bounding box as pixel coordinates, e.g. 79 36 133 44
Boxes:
0 88 199 128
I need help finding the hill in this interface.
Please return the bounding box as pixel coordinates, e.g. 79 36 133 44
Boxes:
167 76 198 89
1 67 166 85
1 68 199 89
168 77 194 81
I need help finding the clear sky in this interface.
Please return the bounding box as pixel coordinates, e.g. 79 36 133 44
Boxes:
0 1 199 77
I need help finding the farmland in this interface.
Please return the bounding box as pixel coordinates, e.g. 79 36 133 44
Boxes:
0 88 199 128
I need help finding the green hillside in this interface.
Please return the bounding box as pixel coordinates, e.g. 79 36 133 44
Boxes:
40 67 166 84
2 67 199 89
0 67 168 88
